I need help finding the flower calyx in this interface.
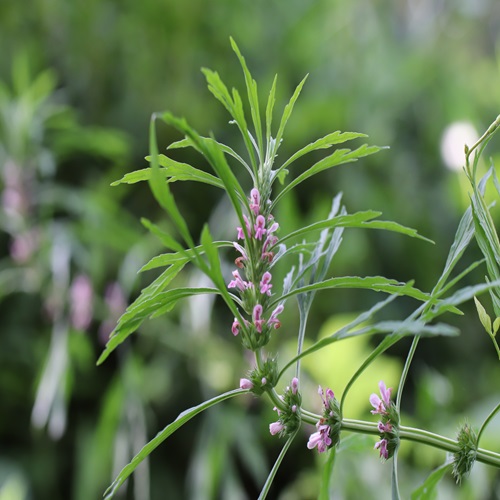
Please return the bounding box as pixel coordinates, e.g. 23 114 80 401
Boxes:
369 381 399 460
452 422 478 485
269 377 302 438
307 386 342 453
239 356 279 396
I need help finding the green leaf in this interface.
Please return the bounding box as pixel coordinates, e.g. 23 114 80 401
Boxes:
146 154 224 188
474 296 492 334
265 75 277 145
493 317 500 336
201 67 257 170
230 37 263 160
257 430 298 500
277 131 368 174
103 389 245 499
141 218 185 253
318 448 337 500
139 241 232 272
160 113 248 231
111 168 161 186
169 137 253 176
431 281 500 317
281 318 457 375
411 462 452 500
273 75 308 159
149 116 194 248
276 276 430 305
96 260 194 365
278 210 381 245
272 144 382 208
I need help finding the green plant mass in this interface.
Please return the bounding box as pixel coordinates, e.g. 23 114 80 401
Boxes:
2 5 500 499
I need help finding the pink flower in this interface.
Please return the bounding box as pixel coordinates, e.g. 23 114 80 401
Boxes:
259 271 273 295
291 377 299 395
267 304 284 329
254 215 267 240
378 421 392 433
269 421 284 436
228 270 252 291
375 438 389 459
70 274 93 330
370 381 392 415
307 423 332 453
231 318 240 336
253 304 265 333
249 188 260 215
239 378 253 390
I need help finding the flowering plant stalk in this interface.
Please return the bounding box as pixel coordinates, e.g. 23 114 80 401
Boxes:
99 39 500 498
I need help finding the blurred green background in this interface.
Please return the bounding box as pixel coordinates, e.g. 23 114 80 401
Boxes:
1 1 500 498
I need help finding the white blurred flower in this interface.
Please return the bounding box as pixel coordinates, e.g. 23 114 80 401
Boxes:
440 121 479 171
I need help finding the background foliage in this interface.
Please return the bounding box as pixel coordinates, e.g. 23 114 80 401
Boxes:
1 1 500 498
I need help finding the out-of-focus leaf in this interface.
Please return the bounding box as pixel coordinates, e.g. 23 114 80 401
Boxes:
97 263 185 364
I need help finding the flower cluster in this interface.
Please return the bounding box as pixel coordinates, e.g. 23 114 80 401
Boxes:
238 357 279 396
269 377 302 437
307 386 342 453
369 381 399 460
228 187 284 350
452 422 478 485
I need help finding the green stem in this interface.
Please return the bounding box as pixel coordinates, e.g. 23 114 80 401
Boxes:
477 401 500 446
339 419 500 468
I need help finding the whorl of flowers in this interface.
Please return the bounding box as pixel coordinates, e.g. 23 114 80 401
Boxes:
369 381 400 460
452 422 478 485
269 377 302 438
229 187 284 351
307 386 342 453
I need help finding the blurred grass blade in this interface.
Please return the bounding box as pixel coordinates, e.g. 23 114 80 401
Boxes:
257 430 298 500
411 462 452 500
103 389 245 499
